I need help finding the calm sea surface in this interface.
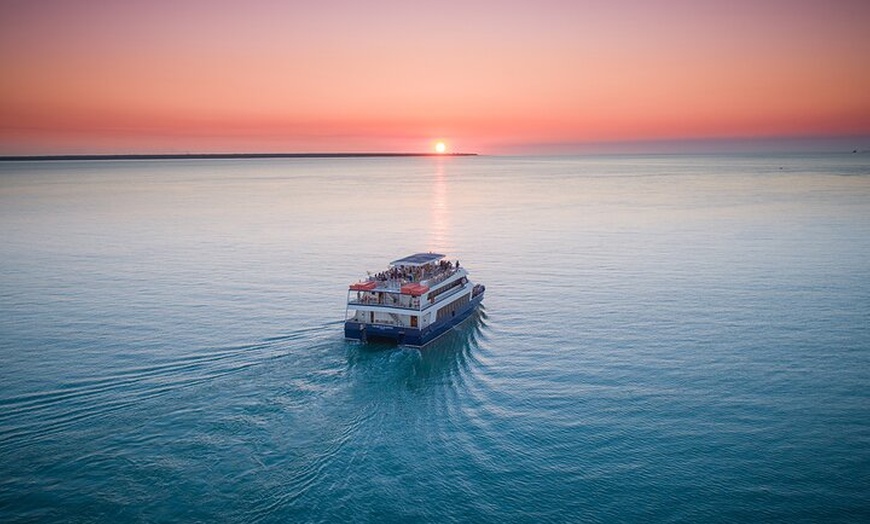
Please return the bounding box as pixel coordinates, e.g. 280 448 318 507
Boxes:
1 154 869 522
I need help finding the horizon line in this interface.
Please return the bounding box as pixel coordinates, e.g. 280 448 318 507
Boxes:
0 152 480 162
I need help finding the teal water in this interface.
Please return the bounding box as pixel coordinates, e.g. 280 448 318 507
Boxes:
1 155 869 522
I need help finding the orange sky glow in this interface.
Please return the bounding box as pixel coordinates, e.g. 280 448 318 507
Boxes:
1 0 869 154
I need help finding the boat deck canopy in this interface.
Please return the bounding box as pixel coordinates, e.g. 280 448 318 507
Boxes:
400 283 430 296
390 252 445 267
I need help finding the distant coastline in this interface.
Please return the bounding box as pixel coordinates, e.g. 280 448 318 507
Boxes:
0 152 478 162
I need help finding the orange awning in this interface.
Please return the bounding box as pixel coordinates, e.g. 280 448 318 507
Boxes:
400 283 429 296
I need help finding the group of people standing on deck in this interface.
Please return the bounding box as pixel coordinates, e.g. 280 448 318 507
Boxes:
371 259 460 285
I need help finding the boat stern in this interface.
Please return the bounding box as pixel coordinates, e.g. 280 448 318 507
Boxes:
344 321 423 346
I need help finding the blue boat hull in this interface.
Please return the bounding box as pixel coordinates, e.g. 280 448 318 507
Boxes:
345 291 484 347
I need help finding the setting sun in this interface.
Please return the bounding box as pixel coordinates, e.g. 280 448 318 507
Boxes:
434 141 447 154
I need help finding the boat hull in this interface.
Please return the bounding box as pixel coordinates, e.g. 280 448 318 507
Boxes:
345 291 484 347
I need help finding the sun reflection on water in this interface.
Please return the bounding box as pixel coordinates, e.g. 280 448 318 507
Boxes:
428 159 454 254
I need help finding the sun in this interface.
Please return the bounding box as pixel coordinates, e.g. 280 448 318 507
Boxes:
434 141 447 154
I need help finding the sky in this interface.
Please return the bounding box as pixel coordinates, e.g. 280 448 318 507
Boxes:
1 0 869 155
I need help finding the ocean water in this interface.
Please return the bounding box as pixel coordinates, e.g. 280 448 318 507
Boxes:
1 154 869 522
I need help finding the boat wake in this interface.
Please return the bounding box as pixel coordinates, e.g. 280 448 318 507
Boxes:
0 321 344 454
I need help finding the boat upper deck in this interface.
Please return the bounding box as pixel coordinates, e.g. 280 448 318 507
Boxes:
349 253 464 293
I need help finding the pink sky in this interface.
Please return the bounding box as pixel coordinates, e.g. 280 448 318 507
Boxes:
1 0 869 154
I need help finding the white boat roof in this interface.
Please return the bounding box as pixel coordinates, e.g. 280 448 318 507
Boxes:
390 252 445 267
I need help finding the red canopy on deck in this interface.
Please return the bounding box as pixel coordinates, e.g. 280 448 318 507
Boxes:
349 281 377 291
400 283 429 296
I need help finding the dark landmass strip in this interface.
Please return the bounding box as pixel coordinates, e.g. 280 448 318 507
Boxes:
0 152 478 162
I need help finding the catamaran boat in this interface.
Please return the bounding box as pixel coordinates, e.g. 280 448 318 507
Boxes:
344 253 485 346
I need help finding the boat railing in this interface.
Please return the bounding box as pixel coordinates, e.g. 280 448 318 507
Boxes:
421 268 458 288
348 292 421 310
360 266 459 291
347 299 419 310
